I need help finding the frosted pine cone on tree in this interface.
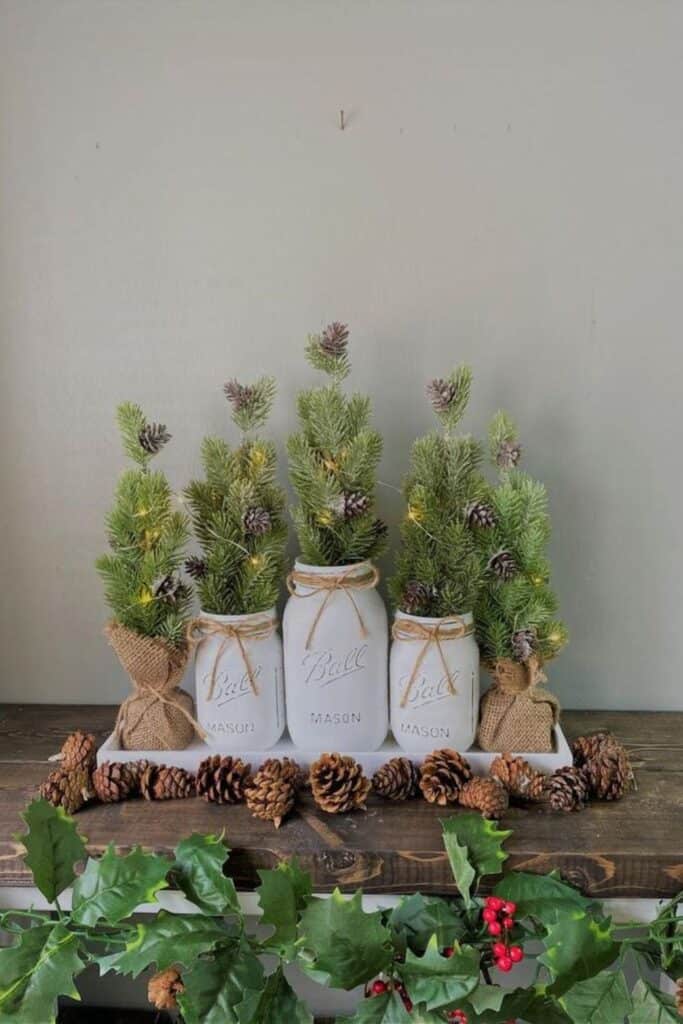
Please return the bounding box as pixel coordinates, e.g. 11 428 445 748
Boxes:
511 628 536 662
426 377 458 413
184 555 207 579
243 506 272 536
153 574 185 603
488 550 518 581
465 501 496 529
223 379 255 412
138 422 171 455
496 439 522 470
402 580 433 615
335 491 370 520
319 321 349 357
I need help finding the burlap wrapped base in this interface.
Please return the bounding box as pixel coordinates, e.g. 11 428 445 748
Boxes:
477 656 560 753
107 621 200 751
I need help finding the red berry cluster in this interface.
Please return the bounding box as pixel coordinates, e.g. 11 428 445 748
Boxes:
482 896 524 973
446 1008 468 1022
369 979 413 1014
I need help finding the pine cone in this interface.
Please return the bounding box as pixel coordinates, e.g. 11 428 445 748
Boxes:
319 321 349 357
490 754 545 802
224 379 255 411
402 580 433 615
336 491 370 520
426 378 458 413
140 764 195 801
496 440 522 470
57 731 96 772
185 555 208 579
196 755 251 804
542 766 590 812
245 760 297 828
310 753 371 814
92 762 137 803
420 749 473 806
572 732 634 801
39 768 94 815
148 967 184 1011
153 574 185 603
138 422 171 455
372 518 388 543
465 501 496 528
243 506 272 536
459 778 509 819
372 757 420 800
127 759 150 794
511 629 536 662
488 550 518 581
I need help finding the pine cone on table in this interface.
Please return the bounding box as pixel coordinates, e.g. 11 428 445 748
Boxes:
127 759 150 794
488 550 518 581
148 968 184 1011
310 753 371 814
39 767 94 815
140 764 195 801
490 753 546 802
542 766 590 812
92 762 137 804
245 760 297 828
196 755 251 804
420 749 473 806
372 757 420 800
57 731 96 772
458 778 509 819
572 731 635 801
465 501 496 529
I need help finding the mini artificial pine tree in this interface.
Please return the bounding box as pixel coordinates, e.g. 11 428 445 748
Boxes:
475 411 568 664
184 377 287 614
287 322 387 565
388 366 490 617
96 403 191 648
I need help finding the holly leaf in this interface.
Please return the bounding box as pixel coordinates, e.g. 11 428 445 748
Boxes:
97 911 234 977
388 894 466 954
297 889 393 989
0 923 84 1023
71 843 170 925
494 870 594 927
173 833 239 916
441 814 511 906
16 798 87 904
341 989 425 1022
539 911 619 996
561 970 633 1023
178 938 264 1024
464 986 573 1024
237 966 312 1024
629 979 680 1023
256 858 313 958
396 934 479 1010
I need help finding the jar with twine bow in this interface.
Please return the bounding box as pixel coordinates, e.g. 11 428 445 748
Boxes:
189 608 285 750
390 611 479 753
283 560 389 751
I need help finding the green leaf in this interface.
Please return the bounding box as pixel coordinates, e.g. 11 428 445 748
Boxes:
17 799 87 904
464 986 572 1024
629 979 680 1023
71 843 170 925
341 990 419 1022
256 858 313 958
388 894 466 954
178 938 264 1024
441 814 511 906
173 833 240 916
297 889 393 990
0 923 84 1024
238 966 312 1024
494 870 594 926
396 934 479 1010
539 911 619 996
97 911 234 977
562 970 633 1023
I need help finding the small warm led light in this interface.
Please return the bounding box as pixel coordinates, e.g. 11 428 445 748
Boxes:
250 555 264 568
548 631 562 643
407 506 423 523
317 511 333 526
251 447 267 467
133 506 150 518
531 574 544 586
323 458 338 472
139 587 154 605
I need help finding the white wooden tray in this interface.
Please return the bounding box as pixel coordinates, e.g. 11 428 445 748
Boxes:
97 724 572 776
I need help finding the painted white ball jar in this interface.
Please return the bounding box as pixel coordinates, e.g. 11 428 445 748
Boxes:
283 560 389 751
390 611 479 753
194 608 285 751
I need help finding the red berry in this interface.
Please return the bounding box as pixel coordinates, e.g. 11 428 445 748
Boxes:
503 901 517 915
371 980 387 995
497 955 513 972
482 908 498 923
509 945 523 963
486 896 504 911
443 946 454 957
487 921 502 936
502 916 515 930
492 941 507 958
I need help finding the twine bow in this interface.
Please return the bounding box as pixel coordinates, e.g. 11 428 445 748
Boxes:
286 565 380 650
392 615 473 708
187 615 277 702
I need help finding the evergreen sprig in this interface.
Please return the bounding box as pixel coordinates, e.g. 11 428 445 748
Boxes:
287 323 387 566
389 365 489 617
96 403 190 647
476 412 569 663
185 379 287 614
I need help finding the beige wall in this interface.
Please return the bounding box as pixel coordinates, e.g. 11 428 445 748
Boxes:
1 0 681 709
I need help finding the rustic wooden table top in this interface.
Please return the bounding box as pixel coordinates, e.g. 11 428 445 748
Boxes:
0 705 681 899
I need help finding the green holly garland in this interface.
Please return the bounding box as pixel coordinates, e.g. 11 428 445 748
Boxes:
2 799 680 1023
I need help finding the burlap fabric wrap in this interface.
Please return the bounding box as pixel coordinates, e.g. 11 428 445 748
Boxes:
107 621 201 751
477 656 559 753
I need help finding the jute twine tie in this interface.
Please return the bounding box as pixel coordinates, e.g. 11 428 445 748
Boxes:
187 615 278 702
483 656 553 745
286 565 380 650
115 683 207 745
393 615 473 707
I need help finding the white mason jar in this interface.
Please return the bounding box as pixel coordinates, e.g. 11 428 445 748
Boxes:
390 611 479 753
283 560 389 751
193 609 285 751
